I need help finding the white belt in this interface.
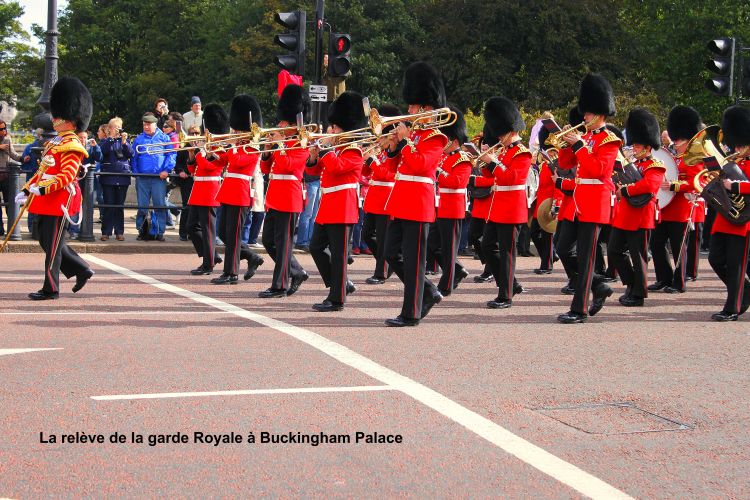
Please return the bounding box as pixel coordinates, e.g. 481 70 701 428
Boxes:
370 181 395 187
269 174 299 181
576 178 603 185
225 172 252 181
439 188 466 194
492 184 525 192
194 176 222 182
321 183 358 194
396 174 434 184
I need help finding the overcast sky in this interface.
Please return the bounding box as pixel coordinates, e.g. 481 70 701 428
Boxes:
16 0 68 44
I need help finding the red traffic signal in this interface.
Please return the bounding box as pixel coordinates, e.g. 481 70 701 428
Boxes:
328 33 351 78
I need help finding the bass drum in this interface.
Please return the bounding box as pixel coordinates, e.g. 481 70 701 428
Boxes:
654 148 678 209
525 166 540 208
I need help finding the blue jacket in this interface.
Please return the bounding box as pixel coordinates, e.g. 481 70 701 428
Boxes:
131 130 176 175
99 138 133 186
21 140 42 173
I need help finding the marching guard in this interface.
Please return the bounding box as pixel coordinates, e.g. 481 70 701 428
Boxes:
556 73 620 323
467 129 495 283
259 84 310 298
383 61 448 327
211 95 265 284
479 97 531 309
530 126 563 275
307 91 366 311
609 108 665 307
16 77 94 300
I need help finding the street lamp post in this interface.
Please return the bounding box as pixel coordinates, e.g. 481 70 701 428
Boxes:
33 0 58 142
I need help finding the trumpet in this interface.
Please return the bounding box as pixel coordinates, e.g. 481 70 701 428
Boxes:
470 141 507 170
544 120 590 149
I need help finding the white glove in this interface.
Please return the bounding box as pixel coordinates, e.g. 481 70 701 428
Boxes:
28 184 41 196
14 192 28 205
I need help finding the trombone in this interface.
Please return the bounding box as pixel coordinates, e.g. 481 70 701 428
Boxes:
203 122 320 150
368 107 457 136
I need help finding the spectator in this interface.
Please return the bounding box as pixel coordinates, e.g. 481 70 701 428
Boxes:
242 164 265 247
162 119 181 228
98 117 132 241
350 167 370 255
0 119 21 236
528 111 554 153
183 96 203 131
20 128 43 232
69 130 103 239
277 69 302 97
153 98 169 129
94 124 108 221
173 125 200 241
131 112 176 241
295 161 321 251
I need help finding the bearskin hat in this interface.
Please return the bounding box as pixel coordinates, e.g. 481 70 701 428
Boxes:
203 103 229 135
666 105 702 142
402 61 446 109
577 73 616 116
377 103 401 135
440 103 468 144
625 108 660 149
50 76 93 133
538 124 552 151
484 96 525 139
721 105 750 149
482 123 496 145
568 106 584 127
277 84 310 124
230 94 262 131
327 91 367 132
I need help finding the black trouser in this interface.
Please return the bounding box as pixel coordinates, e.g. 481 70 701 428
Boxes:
650 220 688 290
188 205 219 269
571 221 607 315
708 232 750 314
686 222 703 279
482 222 520 301
386 218 438 320
362 212 390 280
702 207 715 250
426 217 465 294
517 221 531 254
310 223 351 304
596 224 611 274
218 204 261 276
530 218 554 270
37 214 89 294
0 178 10 234
556 219 578 281
262 208 306 291
608 227 650 299
178 180 193 239
101 184 128 236
469 215 491 276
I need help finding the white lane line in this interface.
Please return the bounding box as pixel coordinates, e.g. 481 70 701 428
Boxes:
92 385 395 401
84 254 632 500
0 348 63 357
0 310 233 316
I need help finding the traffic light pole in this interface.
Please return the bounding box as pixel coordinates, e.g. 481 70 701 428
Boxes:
312 0 325 125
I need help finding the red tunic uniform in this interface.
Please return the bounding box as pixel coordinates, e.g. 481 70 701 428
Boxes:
470 174 495 220
363 152 396 215
386 128 448 222
692 199 707 223
484 142 532 224
260 139 309 213
533 161 563 218
215 145 259 207
308 144 363 225
659 156 703 222
28 131 87 217
712 158 750 236
188 150 227 207
568 127 621 224
612 157 665 231
436 149 471 219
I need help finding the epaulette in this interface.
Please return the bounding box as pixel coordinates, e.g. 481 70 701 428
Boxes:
423 129 448 143
52 134 89 158
456 151 473 164
513 144 531 158
342 144 363 155
599 130 622 147
644 159 666 171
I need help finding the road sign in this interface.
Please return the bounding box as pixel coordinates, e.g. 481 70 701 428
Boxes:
309 85 327 93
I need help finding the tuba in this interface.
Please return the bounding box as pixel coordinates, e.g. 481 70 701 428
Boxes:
612 149 651 208
691 126 750 225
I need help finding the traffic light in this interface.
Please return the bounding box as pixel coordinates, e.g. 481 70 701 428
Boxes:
740 55 750 97
274 10 306 76
328 33 351 77
706 37 735 96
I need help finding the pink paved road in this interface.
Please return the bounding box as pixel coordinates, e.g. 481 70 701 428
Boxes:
1 252 748 497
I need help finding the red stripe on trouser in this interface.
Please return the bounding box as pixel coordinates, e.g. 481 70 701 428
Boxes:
413 224 422 317
547 233 553 268
508 227 516 299
736 235 750 311
207 209 214 266
642 231 649 293
341 225 349 302
281 215 292 288
232 208 242 274
47 218 61 292
446 221 456 286
583 228 597 310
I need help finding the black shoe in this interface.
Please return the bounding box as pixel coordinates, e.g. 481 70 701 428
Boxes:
347 255 354 265
72 269 94 293
136 235 144 241
365 276 385 285
588 286 613 316
711 311 738 322
473 271 492 283
519 251 534 257
179 235 189 241
313 299 343 312
421 291 443 319
346 280 357 295
487 298 512 309
663 286 685 294
557 311 587 324
686 276 697 282
190 266 213 276
294 244 309 252
211 274 238 285
741 300 750 315
214 255 223 265
619 296 644 307
453 267 470 289
286 271 309 296
259 288 286 298
534 268 553 275
560 283 576 295
156 234 165 241
244 256 264 281
28 290 59 301
647 281 668 291
513 283 525 296
601 275 617 283
458 249 474 257
385 315 420 327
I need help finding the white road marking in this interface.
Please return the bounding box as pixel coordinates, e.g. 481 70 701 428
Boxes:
92 385 395 401
84 254 632 500
0 348 63 357
0 310 232 316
